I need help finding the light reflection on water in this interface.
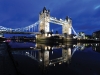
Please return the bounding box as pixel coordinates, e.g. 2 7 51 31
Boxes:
0 42 100 75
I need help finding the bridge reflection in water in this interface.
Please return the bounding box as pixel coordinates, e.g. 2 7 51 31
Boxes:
0 42 100 75
10 42 87 73
11 43 86 64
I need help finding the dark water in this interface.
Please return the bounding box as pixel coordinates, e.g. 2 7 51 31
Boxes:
0 42 100 75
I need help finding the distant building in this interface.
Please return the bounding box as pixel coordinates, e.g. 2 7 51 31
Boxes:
85 35 92 39
0 32 3 37
92 30 100 40
92 43 100 52
78 32 85 39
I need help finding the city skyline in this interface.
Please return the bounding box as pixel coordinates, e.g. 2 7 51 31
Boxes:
0 0 100 35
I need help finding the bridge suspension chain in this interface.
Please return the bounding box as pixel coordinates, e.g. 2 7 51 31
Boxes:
71 26 78 36
0 20 40 32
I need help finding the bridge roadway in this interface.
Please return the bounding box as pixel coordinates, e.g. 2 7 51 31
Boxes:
1 31 40 34
9 46 61 51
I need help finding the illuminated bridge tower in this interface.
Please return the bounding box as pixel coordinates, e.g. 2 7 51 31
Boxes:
39 7 50 34
62 16 72 35
37 44 49 66
62 47 72 63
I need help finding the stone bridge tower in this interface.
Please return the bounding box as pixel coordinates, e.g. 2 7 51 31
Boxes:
62 16 72 35
62 47 72 63
39 7 50 33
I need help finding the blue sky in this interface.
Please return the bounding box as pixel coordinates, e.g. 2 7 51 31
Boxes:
0 0 100 35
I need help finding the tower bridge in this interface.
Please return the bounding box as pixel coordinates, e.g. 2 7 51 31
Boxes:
0 7 83 38
39 7 72 35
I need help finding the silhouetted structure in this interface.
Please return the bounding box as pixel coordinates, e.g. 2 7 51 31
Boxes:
92 30 100 40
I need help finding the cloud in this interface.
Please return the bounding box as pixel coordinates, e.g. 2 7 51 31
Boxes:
94 5 100 9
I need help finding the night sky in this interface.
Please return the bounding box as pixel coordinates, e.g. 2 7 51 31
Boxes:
0 0 100 35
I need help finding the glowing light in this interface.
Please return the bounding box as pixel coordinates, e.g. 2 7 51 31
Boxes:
40 59 42 62
3 41 6 42
73 36 76 39
68 48 71 55
60 19 62 20
26 52 29 54
30 47 34 48
52 51 53 54
73 45 76 47
48 46 51 50
49 62 51 65
45 46 47 50
96 44 97 46
52 47 53 50
35 44 37 47
59 62 61 64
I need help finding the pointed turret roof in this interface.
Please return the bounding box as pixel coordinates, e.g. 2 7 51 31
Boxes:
66 16 69 21
43 7 47 11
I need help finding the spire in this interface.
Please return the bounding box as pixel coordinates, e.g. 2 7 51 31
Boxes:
66 16 69 21
42 7 50 13
43 7 47 11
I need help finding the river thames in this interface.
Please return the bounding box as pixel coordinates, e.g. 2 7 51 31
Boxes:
0 41 100 75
